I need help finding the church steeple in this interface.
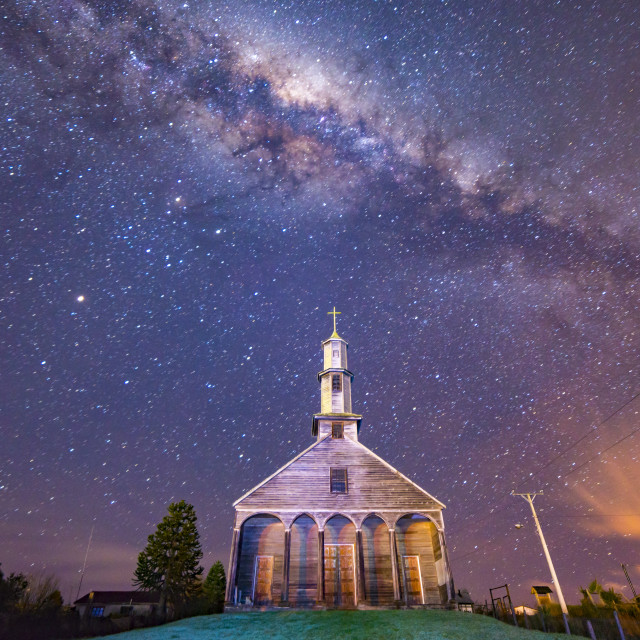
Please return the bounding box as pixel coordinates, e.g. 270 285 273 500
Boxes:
312 309 362 440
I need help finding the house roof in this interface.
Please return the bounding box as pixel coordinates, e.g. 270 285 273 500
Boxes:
454 589 474 604
531 586 553 595
233 434 445 511
74 591 160 605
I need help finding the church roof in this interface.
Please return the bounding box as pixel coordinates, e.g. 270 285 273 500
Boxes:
233 435 445 511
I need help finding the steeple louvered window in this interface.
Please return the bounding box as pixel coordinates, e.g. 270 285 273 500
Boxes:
332 374 342 392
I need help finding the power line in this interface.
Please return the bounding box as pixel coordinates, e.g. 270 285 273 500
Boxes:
445 387 640 539
515 388 640 489
563 422 640 479
543 514 640 518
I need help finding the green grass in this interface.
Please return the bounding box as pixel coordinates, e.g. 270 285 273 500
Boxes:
101 609 567 640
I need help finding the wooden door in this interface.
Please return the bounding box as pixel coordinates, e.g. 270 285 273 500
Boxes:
324 545 355 607
402 556 423 605
253 556 274 605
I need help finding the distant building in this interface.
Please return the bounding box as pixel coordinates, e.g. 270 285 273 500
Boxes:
515 605 538 615
453 588 474 612
74 591 160 618
226 315 454 608
531 585 554 607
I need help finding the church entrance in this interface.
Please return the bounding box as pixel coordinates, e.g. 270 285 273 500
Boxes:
324 544 355 607
253 556 274 605
401 555 424 605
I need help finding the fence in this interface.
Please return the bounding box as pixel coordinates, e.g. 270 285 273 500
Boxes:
479 604 640 640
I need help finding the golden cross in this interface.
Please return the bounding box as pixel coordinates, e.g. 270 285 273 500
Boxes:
328 306 341 334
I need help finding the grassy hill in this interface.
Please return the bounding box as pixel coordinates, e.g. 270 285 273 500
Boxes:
102 609 566 640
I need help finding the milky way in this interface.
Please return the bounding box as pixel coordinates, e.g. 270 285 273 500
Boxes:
1 0 639 606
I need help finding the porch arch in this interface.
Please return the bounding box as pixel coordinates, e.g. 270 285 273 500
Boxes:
395 513 443 605
361 514 394 605
236 513 285 605
289 514 318 605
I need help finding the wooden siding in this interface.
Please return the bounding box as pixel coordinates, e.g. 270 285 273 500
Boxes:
362 515 394 605
395 515 442 605
321 376 331 413
317 420 358 440
289 515 318 605
236 515 284 605
344 376 352 413
236 437 443 512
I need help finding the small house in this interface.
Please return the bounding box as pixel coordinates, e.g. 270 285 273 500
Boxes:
453 588 474 612
515 605 538 615
74 591 160 618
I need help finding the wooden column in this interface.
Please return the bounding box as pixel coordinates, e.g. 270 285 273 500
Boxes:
356 528 366 604
225 527 241 604
317 528 325 603
389 528 401 602
281 528 291 604
439 530 455 602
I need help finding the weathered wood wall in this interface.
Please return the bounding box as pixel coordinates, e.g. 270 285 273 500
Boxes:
362 515 394 605
289 515 318 605
236 515 284 605
237 437 443 512
321 376 331 413
395 515 442 605
343 376 352 412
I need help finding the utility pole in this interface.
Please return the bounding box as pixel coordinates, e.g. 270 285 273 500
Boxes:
512 491 569 617
75 525 94 602
622 564 637 599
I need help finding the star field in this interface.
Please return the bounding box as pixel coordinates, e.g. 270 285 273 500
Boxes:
1 0 639 606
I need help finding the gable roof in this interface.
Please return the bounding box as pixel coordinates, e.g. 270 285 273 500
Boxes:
531 586 553 595
234 435 445 511
74 591 160 605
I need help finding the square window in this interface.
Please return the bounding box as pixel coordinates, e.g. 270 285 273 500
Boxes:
332 423 344 438
332 374 342 392
330 468 348 493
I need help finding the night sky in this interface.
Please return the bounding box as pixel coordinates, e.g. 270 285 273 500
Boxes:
1 0 639 608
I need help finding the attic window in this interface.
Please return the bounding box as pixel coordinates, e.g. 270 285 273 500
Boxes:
330 468 348 493
332 374 342 392
332 423 344 438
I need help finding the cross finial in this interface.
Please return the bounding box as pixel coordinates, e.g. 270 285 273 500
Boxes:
328 306 341 336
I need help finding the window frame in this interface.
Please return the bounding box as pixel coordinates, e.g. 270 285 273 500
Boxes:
331 422 344 438
332 373 342 392
330 467 348 493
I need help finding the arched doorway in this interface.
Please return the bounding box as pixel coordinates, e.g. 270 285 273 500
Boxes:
289 514 318 605
361 514 393 605
236 514 284 606
324 515 356 607
395 514 442 605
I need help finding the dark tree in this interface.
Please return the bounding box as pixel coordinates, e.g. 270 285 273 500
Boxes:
133 500 203 617
0 564 28 612
202 561 226 613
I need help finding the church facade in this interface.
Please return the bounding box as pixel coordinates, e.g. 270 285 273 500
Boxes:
225 315 454 608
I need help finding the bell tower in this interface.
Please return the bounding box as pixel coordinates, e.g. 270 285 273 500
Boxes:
312 308 362 441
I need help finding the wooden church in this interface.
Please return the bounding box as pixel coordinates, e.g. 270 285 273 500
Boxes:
225 311 454 608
